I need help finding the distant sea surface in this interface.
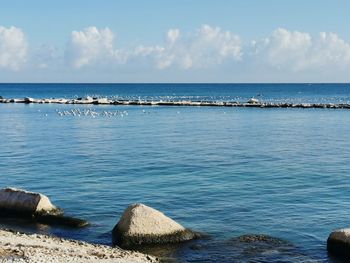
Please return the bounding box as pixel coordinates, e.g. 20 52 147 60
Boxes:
1 83 350 262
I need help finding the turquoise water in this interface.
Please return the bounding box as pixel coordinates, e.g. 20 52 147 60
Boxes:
1 84 350 262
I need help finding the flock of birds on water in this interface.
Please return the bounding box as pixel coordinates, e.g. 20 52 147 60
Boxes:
55 108 129 118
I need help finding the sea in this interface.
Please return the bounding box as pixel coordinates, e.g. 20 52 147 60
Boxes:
0 83 350 262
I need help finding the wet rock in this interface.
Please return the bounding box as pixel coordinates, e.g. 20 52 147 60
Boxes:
73 96 94 104
171 234 317 263
112 204 199 248
327 228 350 258
0 188 89 228
24 97 35 103
94 98 110 104
0 188 59 216
13 99 25 103
37 214 89 228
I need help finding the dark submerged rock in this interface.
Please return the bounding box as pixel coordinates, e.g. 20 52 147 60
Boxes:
24 97 35 103
36 214 89 228
134 234 318 263
327 228 350 258
172 234 318 263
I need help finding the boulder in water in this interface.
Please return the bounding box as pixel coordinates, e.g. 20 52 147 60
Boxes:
94 98 110 104
24 97 35 103
0 188 60 216
37 214 89 227
112 203 199 248
172 234 315 262
247 97 259 104
327 228 350 258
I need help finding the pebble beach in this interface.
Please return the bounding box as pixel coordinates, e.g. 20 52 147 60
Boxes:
0 229 157 263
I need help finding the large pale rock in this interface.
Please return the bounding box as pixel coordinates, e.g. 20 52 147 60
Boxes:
112 203 199 248
327 228 350 258
0 188 58 215
247 97 259 104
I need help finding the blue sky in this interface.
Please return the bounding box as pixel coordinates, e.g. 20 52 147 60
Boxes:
1 0 350 82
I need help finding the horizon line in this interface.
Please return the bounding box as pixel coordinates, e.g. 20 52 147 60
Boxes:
1 82 350 85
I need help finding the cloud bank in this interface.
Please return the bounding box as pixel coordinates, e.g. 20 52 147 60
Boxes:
1 24 350 81
254 28 350 71
0 26 27 70
134 25 242 69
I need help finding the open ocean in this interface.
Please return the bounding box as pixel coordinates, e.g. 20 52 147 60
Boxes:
1 83 350 262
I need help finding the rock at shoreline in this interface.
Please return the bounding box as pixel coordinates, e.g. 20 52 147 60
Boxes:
327 228 350 258
37 214 89 228
0 188 59 216
0 188 89 228
112 204 199 248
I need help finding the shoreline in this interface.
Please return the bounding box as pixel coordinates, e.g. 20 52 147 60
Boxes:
0 228 158 263
1 96 350 109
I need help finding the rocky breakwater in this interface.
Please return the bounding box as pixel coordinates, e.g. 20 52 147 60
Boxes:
327 228 350 258
1 95 350 109
0 188 88 228
112 204 200 249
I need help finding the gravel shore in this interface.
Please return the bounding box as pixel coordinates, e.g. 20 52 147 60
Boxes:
0 229 158 263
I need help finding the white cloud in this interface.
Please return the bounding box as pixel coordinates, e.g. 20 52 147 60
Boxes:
5 24 350 82
166 29 180 44
253 28 350 71
308 32 350 68
0 26 27 70
135 25 242 69
65 26 127 68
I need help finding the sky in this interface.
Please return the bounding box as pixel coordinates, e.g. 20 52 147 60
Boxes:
1 0 350 83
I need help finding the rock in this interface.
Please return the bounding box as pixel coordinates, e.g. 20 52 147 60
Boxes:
13 99 25 103
0 188 59 216
75 96 94 104
327 228 350 258
112 204 199 248
94 98 111 104
173 234 316 262
37 214 89 228
247 97 259 104
24 97 35 103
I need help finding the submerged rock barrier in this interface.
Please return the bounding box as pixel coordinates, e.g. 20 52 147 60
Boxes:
1 96 350 109
0 188 88 228
112 203 200 248
171 234 317 262
327 228 350 258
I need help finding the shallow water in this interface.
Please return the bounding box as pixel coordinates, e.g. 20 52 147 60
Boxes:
1 84 350 262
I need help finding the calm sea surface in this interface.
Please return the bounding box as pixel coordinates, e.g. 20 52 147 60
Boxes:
1 84 350 262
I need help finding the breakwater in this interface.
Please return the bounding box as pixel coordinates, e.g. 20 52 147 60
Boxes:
1 96 350 109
